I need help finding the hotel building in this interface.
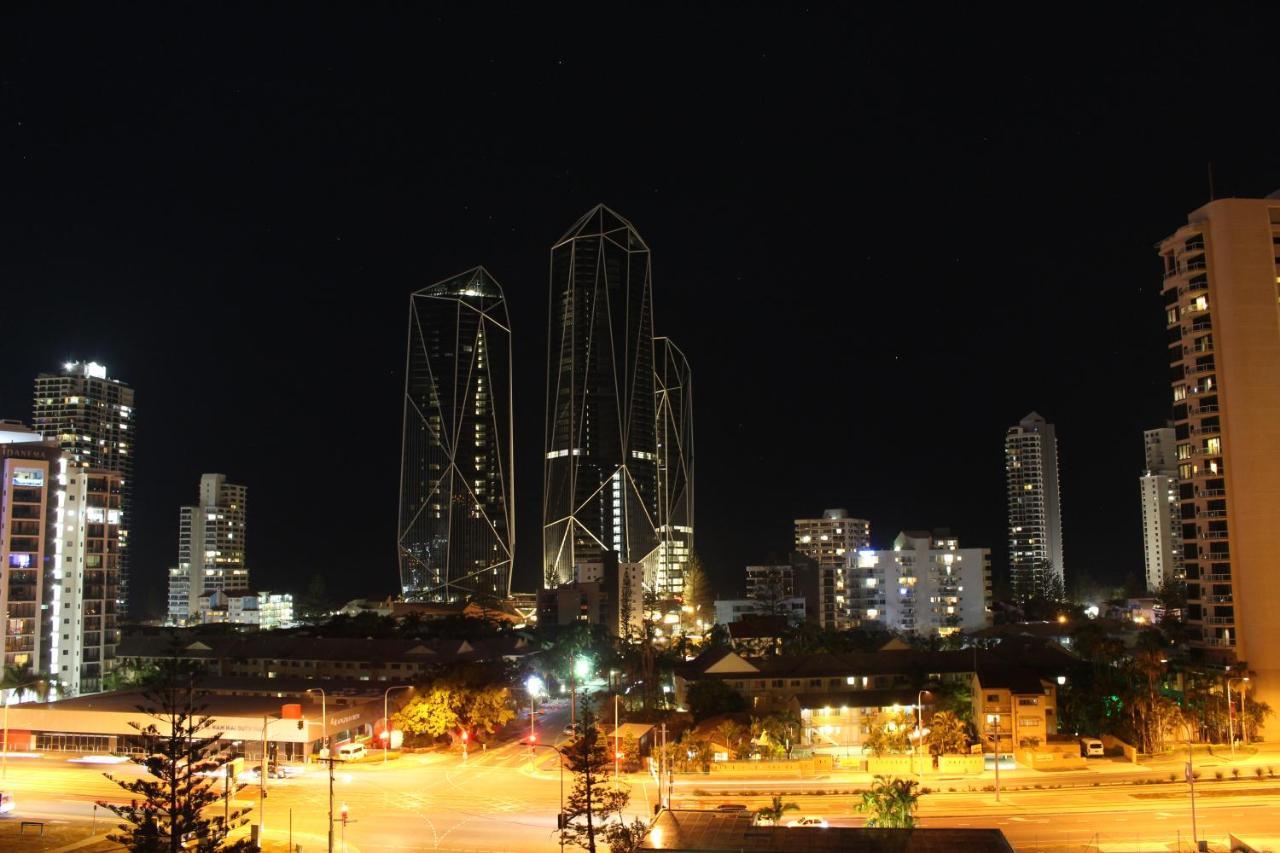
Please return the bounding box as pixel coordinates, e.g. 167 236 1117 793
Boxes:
1005 412 1065 600
1139 426 1183 592
167 474 249 625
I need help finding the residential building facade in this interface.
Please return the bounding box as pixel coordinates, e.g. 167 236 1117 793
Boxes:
33 362 135 614
848 530 992 636
197 590 295 629
167 474 249 625
1139 426 1183 592
397 267 514 602
0 423 61 674
1156 195 1280 713
544 206 660 587
793 509 870 629
1005 412 1065 600
60 467 124 695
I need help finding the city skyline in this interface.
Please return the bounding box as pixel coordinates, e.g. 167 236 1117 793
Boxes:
3 9 1278 613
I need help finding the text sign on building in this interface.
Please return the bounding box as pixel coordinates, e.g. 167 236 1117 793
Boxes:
12 468 45 487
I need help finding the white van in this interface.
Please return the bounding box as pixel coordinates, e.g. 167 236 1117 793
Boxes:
1080 737 1105 757
336 742 366 762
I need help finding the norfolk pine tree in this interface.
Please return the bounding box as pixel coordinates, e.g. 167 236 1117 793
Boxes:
97 657 252 852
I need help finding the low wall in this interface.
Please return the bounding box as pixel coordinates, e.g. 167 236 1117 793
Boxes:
1016 748 1087 770
867 755 914 775
1101 734 1139 763
938 754 985 775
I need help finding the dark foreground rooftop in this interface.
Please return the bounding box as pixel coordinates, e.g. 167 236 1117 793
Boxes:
640 810 1014 852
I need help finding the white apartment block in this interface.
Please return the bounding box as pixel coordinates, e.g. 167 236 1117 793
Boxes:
848 530 991 636
168 474 249 625
60 468 124 695
198 590 295 630
1140 427 1183 591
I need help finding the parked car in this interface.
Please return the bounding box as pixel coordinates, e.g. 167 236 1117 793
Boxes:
786 816 829 829
1079 737 1105 757
715 804 747 812
0 792 13 814
753 814 776 827
336 742 367 761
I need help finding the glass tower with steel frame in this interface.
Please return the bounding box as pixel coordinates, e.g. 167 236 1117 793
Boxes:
654 337 693 599
543 205 659 586
398 267 514 602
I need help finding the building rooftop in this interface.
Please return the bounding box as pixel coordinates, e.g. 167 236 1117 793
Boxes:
640 810 1013 851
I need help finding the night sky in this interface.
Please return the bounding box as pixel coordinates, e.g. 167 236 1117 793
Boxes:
4 8 1279 616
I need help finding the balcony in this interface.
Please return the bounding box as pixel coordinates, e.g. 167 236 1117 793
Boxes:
1194 405 1219 414
1200 531 1230 540
1207 595 1234 604
1200 509 1227 518
1203 616 1235 625
1199 489 1226 497
1201 573 1232 583
1201 637 1235 648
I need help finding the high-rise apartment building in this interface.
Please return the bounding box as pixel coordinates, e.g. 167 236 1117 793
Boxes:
167 474 248 625
1005 412 1065 600
1156 194 1280 711
848 530 991 636
61 467 124 694
544 206 660 586
0 423 61 674
33 362 135 614
397 267 514 602
1139 426 1183 592
654 337 694 600
793 509 871 628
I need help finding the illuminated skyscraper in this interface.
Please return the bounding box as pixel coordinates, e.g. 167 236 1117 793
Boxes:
1139 426 1182 592
654 337 694 599
544 205 659 586
398 267 513 602
33 361 135 615
167 473 248 625
1005 412 1065 601
1156 194 1280 713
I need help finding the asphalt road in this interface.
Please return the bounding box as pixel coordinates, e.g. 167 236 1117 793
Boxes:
3 720 1279 851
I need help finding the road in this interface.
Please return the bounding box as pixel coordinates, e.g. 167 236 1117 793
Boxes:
3 719 1279 851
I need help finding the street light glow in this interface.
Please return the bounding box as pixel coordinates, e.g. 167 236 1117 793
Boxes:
526 675 545 697
574 656 591 680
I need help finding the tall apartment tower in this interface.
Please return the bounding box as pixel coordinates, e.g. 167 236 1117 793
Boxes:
0 423 62 675
544 206 659 587
62 467 124 694
654 337 694 600
793 509 871 628
1139 426 1183 592
1005 412 1065 601
397 267 514 602
167 474 248 625
32 362 135 614
1157 194 1280 711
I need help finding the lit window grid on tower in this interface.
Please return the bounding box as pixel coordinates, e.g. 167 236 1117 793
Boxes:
32 363 135 616
543 206 660 588
654 337 694 600
398 267 514 603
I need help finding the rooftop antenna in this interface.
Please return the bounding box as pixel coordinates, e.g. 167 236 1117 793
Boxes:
1207 162 1216 202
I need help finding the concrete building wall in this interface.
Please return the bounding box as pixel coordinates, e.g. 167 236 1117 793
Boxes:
1158 196 1280 716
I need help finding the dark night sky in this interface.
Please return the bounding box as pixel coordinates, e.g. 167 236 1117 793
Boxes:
3 7 1279 616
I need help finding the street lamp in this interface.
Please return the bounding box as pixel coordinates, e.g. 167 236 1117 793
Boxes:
1181 720 1198 848
383 685 414 766
914 690 932 778
525 741 566 852
527 675 545 750
305 687 333 853
570 656 591 727
1227 676 1249 755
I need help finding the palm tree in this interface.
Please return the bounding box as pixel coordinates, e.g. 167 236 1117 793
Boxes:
926 711 970 757
755 794 798 826
855 775 920 828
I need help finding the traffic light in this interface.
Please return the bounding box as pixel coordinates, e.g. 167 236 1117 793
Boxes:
341 803 349 826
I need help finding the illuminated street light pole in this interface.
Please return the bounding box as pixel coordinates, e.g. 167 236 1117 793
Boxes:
526 741 566 852
570 656 590 728
383 685 413 766
305 687 332 853
1227 676 1249 756
526 675 545 752
987 713 1001 802
915 689 930 778
1181 721 1198 847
